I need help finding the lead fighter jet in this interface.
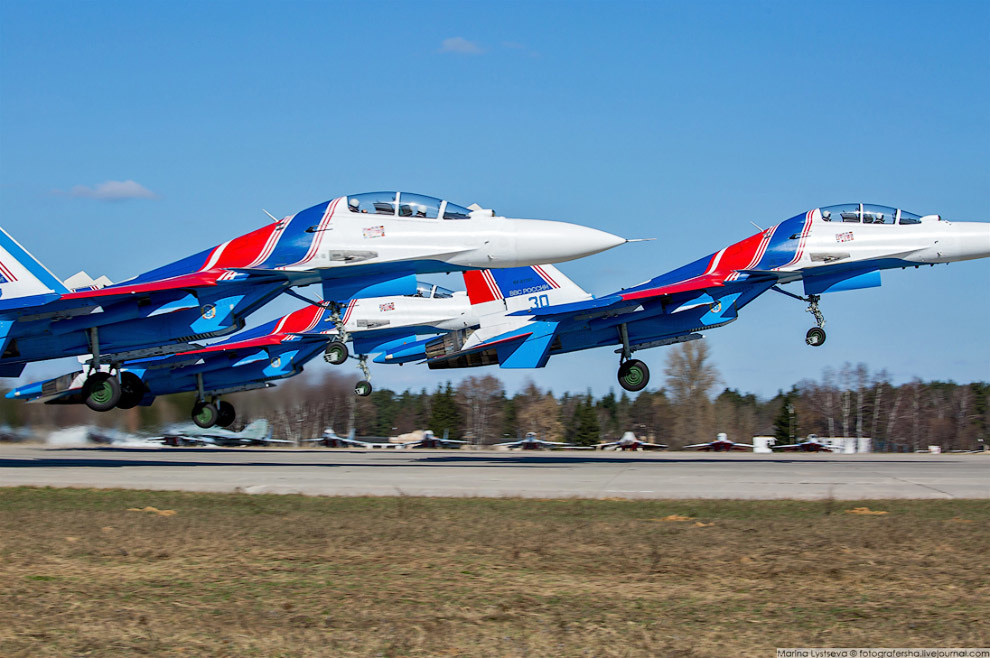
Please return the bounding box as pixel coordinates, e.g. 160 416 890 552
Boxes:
379 202 989 391
0 190 628 411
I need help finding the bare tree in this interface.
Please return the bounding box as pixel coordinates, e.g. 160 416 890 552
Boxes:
457 375 504 444
663 340 720 445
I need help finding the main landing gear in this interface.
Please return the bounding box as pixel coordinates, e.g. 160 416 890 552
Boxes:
771 287 827 347
616 323 650 392
80 327 146 411
189 374 236 428
321 303 372 397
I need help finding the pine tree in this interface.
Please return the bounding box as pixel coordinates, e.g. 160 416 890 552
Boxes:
428 382 464 439
573 396 601 446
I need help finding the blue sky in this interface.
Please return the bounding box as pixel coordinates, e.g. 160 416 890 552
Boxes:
1 0 988 399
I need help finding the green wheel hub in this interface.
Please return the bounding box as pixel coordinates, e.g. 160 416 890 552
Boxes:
89 380 115 405
621 364 645 387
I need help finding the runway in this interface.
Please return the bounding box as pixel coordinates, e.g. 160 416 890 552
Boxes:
1 444 987 499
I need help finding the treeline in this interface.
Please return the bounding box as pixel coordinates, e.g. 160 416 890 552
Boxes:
1 341 987 451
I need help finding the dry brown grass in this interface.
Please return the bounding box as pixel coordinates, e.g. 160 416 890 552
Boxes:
1 488 987 657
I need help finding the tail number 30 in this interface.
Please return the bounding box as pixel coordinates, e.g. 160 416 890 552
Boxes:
528 294 550 309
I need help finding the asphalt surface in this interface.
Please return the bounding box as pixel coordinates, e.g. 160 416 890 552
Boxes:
1 444 987 499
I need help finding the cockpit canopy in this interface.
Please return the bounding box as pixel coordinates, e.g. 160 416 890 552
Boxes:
819 203 924 225
345 192 476 220
410 282 454 299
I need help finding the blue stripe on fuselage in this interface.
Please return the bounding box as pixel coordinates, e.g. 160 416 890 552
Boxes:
118 247 214 286
615 253 713 296
755 213 806 270
257 201 328 269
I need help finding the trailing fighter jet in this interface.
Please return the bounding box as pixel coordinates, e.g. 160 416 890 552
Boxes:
493 432 574 450
7 279 476 425
1 190 628 411
157 419 289 447
595 431 668 450
683 433 755 452
377 203 989 391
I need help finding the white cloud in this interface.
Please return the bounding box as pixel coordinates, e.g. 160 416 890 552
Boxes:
439 37 483 55
66 180 159 201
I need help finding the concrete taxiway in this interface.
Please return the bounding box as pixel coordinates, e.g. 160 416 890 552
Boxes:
0 444 987 499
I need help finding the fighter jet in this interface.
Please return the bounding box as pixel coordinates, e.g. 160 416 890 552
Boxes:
772 435 835 452
398 429 468 449
378 203 989 391
9 271 493 424
595 431 668 450
683 433 755 452
303 428 403 449
1 190 628 411
156 419 289 447
493 432 574 450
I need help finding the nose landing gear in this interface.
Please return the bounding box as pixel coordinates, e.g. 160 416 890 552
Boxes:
804 294 826 347
771 287 828 347
354 355 373 397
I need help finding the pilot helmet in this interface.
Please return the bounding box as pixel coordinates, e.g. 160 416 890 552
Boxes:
348 197 360 210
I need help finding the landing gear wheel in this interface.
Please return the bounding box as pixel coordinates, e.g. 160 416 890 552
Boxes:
216 401 236 428
115 372 145 410
324 341 349 365
805 327 827 347
192 401 219 428
618 359 650 392
354 380 373 397
84 372 121 412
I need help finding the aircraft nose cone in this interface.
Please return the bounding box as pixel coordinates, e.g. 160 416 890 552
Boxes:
952 222 990 262
504 219 626 266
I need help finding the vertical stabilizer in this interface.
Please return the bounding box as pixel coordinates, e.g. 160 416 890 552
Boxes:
0 226 69 302
462 265 591 314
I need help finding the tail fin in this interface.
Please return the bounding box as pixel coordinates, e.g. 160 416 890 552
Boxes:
462 265 591 314
240 419 270 439
0 226 69 303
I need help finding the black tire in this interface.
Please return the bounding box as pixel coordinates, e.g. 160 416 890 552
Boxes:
84 373 121 412
805 327 827 347
192 402 219 428
618 359 650 392
216 401 236 428
115 372 146 410
354 380 373 397
324 341 348 365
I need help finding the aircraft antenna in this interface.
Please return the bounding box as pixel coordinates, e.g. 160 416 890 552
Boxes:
749 221 764 231
263 209 280 223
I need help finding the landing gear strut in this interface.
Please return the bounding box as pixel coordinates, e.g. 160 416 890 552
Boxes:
616 323 650 392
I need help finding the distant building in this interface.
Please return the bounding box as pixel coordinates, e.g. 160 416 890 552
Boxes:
752 436 776 453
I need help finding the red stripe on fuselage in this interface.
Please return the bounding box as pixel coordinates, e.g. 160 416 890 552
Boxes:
275 305 325 335
207 223 281 270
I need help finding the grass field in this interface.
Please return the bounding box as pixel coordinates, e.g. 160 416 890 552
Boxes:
0 488 987 657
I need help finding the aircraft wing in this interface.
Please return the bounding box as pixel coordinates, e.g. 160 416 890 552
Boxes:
58 268 296 303
511 273 733 321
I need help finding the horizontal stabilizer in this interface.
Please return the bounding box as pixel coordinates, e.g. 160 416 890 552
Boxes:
497 322 558 368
